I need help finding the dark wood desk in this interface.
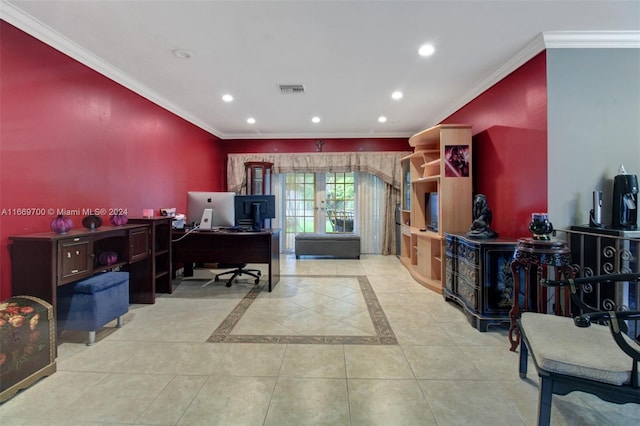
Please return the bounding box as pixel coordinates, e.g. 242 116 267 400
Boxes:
10 224 154 310
172 229 280 291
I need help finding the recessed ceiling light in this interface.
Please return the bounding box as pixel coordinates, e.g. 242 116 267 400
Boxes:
418 43 435 57
247 117 256 124
378 116 388 123
311 116 321 124
391 91 403 100
222 94 233 102
172 48 192 59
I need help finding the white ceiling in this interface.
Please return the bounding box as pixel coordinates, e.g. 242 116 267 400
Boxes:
2 1 639 140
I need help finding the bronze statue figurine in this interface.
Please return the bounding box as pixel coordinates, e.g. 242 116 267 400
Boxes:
467 194 498 239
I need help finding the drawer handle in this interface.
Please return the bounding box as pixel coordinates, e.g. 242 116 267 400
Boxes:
75 250 80 255
73 238 80 242
67 252 71 258
71 269 78 273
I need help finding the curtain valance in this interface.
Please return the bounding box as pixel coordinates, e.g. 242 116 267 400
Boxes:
227 151 411 193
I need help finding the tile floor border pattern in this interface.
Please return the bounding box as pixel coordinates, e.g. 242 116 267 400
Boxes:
206 274 398 345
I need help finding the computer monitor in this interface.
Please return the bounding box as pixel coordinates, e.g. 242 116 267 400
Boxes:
234 195 276 231
187 192 236 229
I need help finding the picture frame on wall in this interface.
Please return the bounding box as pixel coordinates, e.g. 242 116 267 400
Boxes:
444 145 470 177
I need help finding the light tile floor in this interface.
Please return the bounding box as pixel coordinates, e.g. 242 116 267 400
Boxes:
1 255 638 425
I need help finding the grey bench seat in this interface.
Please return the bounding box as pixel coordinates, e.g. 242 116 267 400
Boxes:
295 233 360 259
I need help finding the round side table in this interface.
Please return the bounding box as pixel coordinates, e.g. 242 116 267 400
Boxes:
508 237 573 351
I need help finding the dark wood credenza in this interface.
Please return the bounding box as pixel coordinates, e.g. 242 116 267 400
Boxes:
444 233 518 331
10 224 157 311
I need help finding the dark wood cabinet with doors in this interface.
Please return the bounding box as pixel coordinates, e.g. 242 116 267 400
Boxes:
245 161 273 195
245 161 274 228
10 224 154 313
129 216 173 295
444 233 518 331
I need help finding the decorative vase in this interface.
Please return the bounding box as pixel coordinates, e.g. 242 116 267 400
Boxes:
82 214 103 230
98 251 118 266
529 213 554 240
50 215 73 234
109 214 128 226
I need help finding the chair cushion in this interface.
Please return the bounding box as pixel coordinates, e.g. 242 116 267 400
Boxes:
520 312 638 386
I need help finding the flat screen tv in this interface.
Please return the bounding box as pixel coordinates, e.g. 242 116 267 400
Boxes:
187 192 236 229
234 195 276 231
425 192 439 231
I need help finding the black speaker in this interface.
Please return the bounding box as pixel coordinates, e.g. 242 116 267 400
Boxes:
612 174 638 230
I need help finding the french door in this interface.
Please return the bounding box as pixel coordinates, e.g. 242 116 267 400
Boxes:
283 172 355 249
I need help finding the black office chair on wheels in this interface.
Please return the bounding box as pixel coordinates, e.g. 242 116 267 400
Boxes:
214 263 261 287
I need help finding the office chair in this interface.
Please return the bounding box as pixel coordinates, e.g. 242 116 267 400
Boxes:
214 263 261 287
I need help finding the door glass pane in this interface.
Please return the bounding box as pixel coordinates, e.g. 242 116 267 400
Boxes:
254 168 263 195
326 172 355 233
285 173 315 233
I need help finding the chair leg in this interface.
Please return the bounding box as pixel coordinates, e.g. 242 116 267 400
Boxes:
215 270 236 282
226 270 241 287
87 331 96 346
240 269 261 284
537 376 553 426
117 316 124 328
519 339 529 378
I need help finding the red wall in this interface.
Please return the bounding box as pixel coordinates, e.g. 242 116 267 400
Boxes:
443 52 548 238
0 21 223 299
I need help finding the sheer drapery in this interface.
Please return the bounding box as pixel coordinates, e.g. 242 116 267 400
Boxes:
227 152 410 255
355 173 401 255
357 172 384 254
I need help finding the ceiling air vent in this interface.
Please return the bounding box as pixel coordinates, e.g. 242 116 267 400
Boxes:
279 84 305 94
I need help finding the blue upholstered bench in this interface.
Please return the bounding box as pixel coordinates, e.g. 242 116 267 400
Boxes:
57 271 129 345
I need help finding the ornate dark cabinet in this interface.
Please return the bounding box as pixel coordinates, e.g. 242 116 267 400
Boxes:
444 233 517 331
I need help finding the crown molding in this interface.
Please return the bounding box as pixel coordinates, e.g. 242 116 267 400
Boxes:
2 4 638 139
224 131 415 140
0 1 223 137
427 31 640 129
543 31 640 49
426 33 547 128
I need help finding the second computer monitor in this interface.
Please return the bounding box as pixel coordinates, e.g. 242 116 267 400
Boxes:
235 195 276 231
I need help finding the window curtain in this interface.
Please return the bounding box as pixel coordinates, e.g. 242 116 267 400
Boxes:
227 152 410 194
357 172 384 254
227 151 410 255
